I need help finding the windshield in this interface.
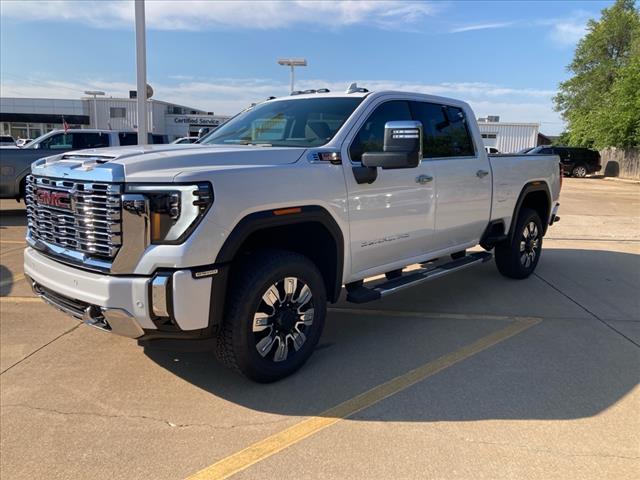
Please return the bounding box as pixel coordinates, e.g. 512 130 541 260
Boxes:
200 97 363 147
24 131 55 148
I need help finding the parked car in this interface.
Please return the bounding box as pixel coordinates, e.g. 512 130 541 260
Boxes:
0 135 17 147
528 145 601 177
23 87 561 382
172 136 199 144
0 129 168 199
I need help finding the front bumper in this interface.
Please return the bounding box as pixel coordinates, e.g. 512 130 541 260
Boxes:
24 248 215 338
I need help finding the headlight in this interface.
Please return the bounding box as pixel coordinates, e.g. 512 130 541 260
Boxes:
126 183 213 244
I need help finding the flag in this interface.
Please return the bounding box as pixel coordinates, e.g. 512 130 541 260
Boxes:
62 116 69 133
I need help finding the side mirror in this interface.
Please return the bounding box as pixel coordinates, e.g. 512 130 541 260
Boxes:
362 121 422 169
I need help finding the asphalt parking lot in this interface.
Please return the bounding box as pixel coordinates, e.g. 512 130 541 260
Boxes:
1 178 639 479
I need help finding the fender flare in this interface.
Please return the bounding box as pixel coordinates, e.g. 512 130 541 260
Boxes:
508 182 552 240
215 205 345 301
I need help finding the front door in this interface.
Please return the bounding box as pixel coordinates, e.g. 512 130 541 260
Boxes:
342 99 437 278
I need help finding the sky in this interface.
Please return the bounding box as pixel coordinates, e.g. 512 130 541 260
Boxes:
0 0 615 135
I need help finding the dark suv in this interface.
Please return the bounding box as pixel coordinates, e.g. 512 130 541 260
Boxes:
528 146 601 177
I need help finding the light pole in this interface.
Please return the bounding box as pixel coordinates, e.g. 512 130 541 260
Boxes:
277 58 307 93
84 90 105 128
135 0 148 145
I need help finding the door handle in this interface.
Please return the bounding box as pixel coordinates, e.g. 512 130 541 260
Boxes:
476 170 489 178
415 174 433 185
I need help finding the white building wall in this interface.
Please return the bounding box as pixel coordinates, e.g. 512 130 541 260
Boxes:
478 122 539 153
91 98 154 132
2 96 230 141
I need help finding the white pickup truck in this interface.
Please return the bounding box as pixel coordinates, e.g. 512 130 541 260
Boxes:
23 86 561 382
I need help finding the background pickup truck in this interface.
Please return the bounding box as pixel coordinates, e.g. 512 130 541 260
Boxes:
0 129 168 199
23 86 561 382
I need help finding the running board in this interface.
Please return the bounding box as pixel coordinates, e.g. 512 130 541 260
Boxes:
346 251 493 304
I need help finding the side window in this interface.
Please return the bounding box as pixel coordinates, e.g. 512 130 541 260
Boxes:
40 133 73 150
118 132 138 146
411 102 475 158
73 132 110 149
540 147 553 154
349 101 411 162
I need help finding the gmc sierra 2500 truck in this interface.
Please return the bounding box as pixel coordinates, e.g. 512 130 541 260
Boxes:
24 86 561 382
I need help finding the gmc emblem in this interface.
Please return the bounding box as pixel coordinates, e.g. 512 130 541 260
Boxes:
36 189 72 210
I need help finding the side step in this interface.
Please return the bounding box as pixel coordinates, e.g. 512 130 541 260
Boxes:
346 251 492 304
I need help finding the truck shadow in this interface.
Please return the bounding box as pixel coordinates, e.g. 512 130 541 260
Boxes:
143 247 639 422
0 208 27 227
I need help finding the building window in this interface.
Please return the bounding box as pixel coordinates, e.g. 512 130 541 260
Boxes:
110 107 126 118
481 133 497 139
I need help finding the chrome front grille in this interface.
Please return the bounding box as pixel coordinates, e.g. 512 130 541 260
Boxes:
25 175 122 259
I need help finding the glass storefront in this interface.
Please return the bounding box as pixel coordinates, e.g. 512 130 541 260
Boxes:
0 122 77 140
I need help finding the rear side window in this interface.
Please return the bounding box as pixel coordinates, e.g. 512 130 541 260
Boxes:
118 132 137 146
410 102 475 158
349 100 412 162
539 147 553 154
73 132 110 149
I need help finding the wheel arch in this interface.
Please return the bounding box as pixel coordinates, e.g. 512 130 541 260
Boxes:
508 182 552 240
215 206 345 303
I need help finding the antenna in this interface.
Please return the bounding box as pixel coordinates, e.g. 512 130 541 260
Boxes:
346 82 369 94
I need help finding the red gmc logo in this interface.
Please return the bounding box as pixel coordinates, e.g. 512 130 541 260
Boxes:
36 189 71 209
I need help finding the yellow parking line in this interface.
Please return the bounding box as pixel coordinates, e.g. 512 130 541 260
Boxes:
0 240 26 244
186 317 540 480
0 273 25 290
0 295 39 302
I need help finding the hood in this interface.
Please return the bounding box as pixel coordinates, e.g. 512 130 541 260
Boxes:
33 144 306 183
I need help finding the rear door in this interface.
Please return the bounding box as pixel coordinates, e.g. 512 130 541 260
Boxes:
410 101 491 250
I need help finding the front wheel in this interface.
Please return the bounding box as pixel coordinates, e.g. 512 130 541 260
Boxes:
494 208 543 279
215 250 327 382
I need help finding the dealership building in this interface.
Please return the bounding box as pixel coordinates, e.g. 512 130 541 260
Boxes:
477 116 542 153
0 95 230 141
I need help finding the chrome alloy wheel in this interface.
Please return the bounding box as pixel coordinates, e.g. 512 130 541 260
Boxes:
573 165 587 177
253 277 314 362
520 221 540 268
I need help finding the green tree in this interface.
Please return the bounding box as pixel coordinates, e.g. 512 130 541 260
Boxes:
554 0 640 148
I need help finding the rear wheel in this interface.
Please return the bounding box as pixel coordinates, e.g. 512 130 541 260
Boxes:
494 208 543 279
215 250 326 382
571 164 588 177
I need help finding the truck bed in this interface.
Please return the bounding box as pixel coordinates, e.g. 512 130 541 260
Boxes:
488 153 561 232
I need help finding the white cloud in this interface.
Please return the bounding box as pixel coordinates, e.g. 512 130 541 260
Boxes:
540 11 593 47
0 76 565 134
449 22 514 33
0 0 440 31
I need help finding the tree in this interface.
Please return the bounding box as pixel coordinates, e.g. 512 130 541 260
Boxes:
554 0 640 148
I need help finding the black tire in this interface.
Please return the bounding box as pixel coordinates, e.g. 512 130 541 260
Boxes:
18 177 26 202
215 249 327 382
494 208 543 279
571 164 588 178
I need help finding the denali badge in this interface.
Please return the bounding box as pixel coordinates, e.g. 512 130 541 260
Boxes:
36 189 72 210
